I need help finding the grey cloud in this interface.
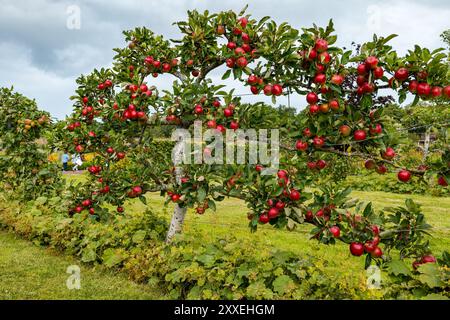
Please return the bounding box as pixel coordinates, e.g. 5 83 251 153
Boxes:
0 0 448 119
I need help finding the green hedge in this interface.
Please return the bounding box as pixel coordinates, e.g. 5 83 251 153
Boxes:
339 172 449 197
0 193 448 300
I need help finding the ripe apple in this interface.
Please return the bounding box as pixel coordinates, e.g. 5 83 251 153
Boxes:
216 124 226 133
314 38 328 52
350 242 364 256
376 165 387 174
417 82 431 96
365 56 379 69
431 86 442 97
364 160 376 170
277 170 288 179
319 103 329 113
443 86 450 99
369 123 382 135
357 64 367 75
247 75 258 85
330 74 344 85
236 56 248 68
373 66 384 79
106 147 114 154
305 210 314 221
303 128 312 137
307 162 317 170
255 164 263 172
259 213 269 224
329 226 340 238
371 247 383 258
353 129 367 141
307 49 317 60
408 80 418 93
223 108 233 117
250 86 259 94
372 225 380 235
207 119 217 129
306 92 318 104
271 84 283 96
329 99 339 111
263 84 273 96
289 189 301 201
309 104 320 114
356 75 366 86
397 170 411 182
268 207 280 219
295 140 308 151
234 47 245 56
438 176 448 186
171 194 181 202
239 17 248 28
117 207 124 213
318 51 331 64
194 104 203 115
314 73 326 84
313 136 325 148
339 124 352 137
316 159 327 169
229 121 239 130
382 147 395 160
394 67 409 81
421 255 436 264
82 199 92 207
225 58 235 68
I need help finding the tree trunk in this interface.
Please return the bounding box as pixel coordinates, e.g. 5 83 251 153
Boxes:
423 129 431 161
165 134 187 243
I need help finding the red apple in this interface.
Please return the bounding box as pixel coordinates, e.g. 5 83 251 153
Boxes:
394 67 409 81
306 92 318 104
350 242 364 256
329 226 340 238
314 38 328 52
365 56 379 69
289 189 301 201
398 170 411 182
353 129 367 141
295 140 308 151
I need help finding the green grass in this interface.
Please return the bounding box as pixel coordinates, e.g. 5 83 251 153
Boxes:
0 231 163 299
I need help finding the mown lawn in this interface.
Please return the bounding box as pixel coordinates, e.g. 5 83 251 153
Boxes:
0 231 163 299
3 172 449 299
130 189 450 283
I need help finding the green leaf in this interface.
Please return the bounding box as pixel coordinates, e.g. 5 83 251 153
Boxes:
139 195 147 205
386 259 411 276
272 275 296 294
132 230 147 243
417 263 444 288
197 187 207 202
102 248 124 268
222 69 231 80
81 249 96 263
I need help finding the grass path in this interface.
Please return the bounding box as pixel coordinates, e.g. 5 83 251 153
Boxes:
0 231 162 300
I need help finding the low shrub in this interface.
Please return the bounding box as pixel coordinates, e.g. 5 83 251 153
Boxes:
0 193 448 300
340 172 449 197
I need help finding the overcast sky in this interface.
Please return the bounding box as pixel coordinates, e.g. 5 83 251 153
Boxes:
0 0 449 119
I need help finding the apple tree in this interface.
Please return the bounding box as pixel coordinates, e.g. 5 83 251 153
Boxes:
0 87 62 200
60 8 449 268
